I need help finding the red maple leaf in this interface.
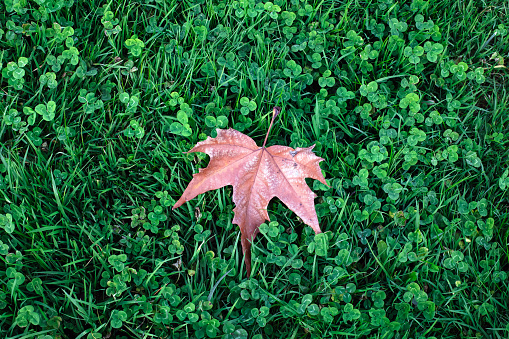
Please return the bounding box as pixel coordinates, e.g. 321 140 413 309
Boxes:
173 108 327 276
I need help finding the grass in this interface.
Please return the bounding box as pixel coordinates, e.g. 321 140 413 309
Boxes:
0 0 508 338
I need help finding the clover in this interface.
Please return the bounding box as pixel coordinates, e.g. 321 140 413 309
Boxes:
360 44 379 61
176 302 199 322
2 57 28 89
263 1 281 19
125 35 145 57
101 9 121 36
218 52 237 69
307 232 329 257
205 114 228 129
499 169 509 190
352 208 368 222
0 213 15 234
27 278 43 295
366 18 385 39
16 305 40 327
357 228 371 244
39 71 58 89
282 25 297 39
397 242 418 262
283 60 302 78
108 254 127 272
383 182 403 200
336 87 355 103
343 30 364 48
166 92 185 108
124 120 145 138
34 101 56 122
425 110 443 126
110 309 127 328
443 250 468 272
399 93 420 113
106 274 128 296
352 168 369 189
56 126 76 141
355 103 373 120
403 283 436 319
478 218 494 238
463 220 477 236
343 303 361 322
281 10 296 25
318 70 335 87
119 92 140 113
250 306 270 327
333 283 356 303
467 67 485 84
373 163 389 179
335 248 354 267
78 89 104 114
62 40 79 65
424 41 444 62
449 61 468 81
321 306 339 323
379 128 397 145
238 97 257 115
415 14 434 30
6 267 25 291
153 305 173 325
407 127 426 146
233 114 252 132
0 240 9 255
53 169 68 185
443 128 459 141
359 81 378 97
388 18 408 36
404 45 425 64
372 290 386 308
3 108 21 126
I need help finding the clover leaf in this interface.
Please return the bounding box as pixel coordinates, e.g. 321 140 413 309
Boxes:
336 87 355 102
318 70 335 87
352 169 369 189
35 101 56 121
404 46 425 64
124 120 145 138
467 67 485 84
108 254 127 272
110 309 127 328
343 303 361 322
0 213 15 233
239 97 257 115
372 291 386 308
125 35 145 57
16 305 40 327
27 278 43 295
424 41 444 62
443 250 468 272
176 302 199 322
450 62 468 80
283 60 302 78
383 182 403 200
399 93 420 113
499 169 509 190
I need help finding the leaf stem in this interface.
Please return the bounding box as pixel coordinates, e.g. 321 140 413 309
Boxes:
262 107 281 148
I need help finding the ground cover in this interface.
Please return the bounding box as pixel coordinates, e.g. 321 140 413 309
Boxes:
0 0 508 338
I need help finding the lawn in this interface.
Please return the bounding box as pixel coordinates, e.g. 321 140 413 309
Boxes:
0 0 508 338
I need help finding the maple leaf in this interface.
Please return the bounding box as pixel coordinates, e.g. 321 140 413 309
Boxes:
173 108 327 276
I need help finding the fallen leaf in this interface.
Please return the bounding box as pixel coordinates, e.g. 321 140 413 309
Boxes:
173 108 327 276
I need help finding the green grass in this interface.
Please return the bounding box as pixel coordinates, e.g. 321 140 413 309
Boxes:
0 0 509 338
